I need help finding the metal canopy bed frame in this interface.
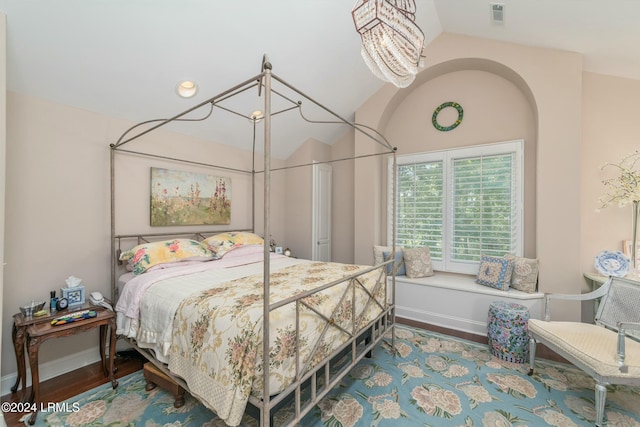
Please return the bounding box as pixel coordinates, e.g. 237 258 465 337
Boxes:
109 56 398 426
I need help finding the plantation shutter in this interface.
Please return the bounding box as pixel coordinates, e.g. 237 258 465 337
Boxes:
396 160 444 259
391 140 523 274
449 153 517 264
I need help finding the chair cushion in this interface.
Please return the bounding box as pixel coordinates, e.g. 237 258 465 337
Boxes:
528 319 640 382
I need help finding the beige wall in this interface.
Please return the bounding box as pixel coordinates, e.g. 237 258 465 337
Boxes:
3 31 640 381
0 13 6 424
582 72 640 272
3 93 114 377
283 138 331 260
354 33 584 321
331 131 355 264
1 92 285 378
281 132 358 264
383 69 537 258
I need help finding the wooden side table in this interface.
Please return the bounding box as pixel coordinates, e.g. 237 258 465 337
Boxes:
12 306 119 425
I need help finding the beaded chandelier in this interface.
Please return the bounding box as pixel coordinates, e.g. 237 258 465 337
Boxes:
352 0 425 88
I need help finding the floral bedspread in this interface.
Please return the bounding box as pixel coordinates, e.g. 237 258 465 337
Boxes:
168 261 387 427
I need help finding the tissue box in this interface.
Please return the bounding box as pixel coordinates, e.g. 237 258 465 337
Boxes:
62 285 85 307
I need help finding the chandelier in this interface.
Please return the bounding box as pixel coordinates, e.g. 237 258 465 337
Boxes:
352 0 425 88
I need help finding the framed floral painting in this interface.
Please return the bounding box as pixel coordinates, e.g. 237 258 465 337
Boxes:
150 167 231 226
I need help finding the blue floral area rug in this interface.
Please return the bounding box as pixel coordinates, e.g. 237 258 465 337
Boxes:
28 325 640 427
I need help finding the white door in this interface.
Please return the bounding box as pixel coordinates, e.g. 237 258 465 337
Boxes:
312 163 332 261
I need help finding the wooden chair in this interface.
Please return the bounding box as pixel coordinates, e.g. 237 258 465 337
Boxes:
528 276 640 426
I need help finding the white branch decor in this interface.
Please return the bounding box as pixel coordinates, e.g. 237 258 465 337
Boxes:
600 151 640 271
600 151 640 209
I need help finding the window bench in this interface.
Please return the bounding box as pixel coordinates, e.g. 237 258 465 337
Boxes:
392 272 544 336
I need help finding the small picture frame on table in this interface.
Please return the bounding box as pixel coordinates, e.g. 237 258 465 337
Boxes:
61 285 85 307
275 246 283 254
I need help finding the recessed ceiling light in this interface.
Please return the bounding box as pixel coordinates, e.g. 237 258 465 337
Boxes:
176 80 198 98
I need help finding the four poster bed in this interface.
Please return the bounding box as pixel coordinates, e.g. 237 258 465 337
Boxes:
110 56 398 426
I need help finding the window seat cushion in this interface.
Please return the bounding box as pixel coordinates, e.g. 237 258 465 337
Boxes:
395 272 543 300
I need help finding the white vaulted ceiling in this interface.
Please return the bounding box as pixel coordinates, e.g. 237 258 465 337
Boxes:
1 0 639 157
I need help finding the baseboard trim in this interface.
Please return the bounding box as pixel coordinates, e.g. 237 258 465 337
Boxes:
1 347 101 397
395 304 488 336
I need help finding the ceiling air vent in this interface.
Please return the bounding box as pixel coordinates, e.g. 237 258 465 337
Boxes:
490 3 505 25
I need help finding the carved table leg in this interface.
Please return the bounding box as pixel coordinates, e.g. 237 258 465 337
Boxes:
26 335 41 425
100 324 107 377
108 318 119 389
11 323 27 397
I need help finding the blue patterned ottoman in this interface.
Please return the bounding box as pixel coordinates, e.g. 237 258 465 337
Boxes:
487 301 530 363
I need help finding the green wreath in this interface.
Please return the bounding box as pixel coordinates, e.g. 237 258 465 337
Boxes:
432 102 463 132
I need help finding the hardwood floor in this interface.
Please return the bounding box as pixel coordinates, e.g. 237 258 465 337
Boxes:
1 350 145 427
1 320 567 427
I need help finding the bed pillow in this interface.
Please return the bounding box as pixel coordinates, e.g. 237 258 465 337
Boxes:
201 232 264 258
504 254 539 293
119 239 216 275
145 259 213 273
382 250 406 276
476 255 513 291
402 247 434 278
219 243 265 259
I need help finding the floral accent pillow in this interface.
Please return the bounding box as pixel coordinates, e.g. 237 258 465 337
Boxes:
373 245 392 266
373 245 405 266
504 254 539 293
382 250 406 276
201 232 264 258
119 239 215 275
476 255 513 291
401 247 434 278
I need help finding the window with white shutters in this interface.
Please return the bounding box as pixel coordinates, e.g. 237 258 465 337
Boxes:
388 140 523 274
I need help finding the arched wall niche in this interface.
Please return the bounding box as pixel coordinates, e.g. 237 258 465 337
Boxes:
353 34 583 322
375 57 539 259
377 58 538 141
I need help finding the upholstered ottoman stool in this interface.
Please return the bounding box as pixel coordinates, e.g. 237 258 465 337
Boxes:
487 301 530 363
